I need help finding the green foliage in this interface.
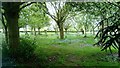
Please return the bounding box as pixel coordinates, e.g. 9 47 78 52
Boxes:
69 2 120 53
17 35 37 62
0 20 2 29
95 22 120 52
94 3 120 53
29 3 50 29
2 40 9 57
12 35 37 63
19 3 50 29
19 7 29 28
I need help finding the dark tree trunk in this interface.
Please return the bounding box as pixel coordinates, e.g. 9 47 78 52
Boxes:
59 28 64 39
4 11 20 58
33 27 36 36
65 29 68 38
25 26 28 35
2 2 34 59
4 26 8 43
81 29 84 35
84 27 87 37
38 27 41 35
31 27 33 35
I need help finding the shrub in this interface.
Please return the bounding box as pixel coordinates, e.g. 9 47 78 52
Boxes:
14 35 37 63
2 40 9 57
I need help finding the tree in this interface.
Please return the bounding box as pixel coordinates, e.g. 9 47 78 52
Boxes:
63 2 99 36
72 14 83 35
19 7 30 35
82 13 97 37
39 2 73 39
19 3 50 36
2 2 34 58
76 2 120 59
71 12 91 36
36 15 50 35
28 3 50 35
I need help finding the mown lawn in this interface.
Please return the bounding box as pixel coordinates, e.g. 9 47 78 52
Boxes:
32 34 119 67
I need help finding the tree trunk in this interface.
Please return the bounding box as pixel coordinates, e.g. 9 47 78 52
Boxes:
44 30 47 36
84 26 87 37
25 26 28 35
81 28 84 35
59 28 64 39
4 26 8 44
5 11 20 58
31 27 33 35
65 29 68 38
59 23 64 39
33 27 36 36
38 28 41 35
92 27 95 35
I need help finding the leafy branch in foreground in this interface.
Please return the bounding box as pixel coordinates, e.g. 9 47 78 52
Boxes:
94 4 120 59
94 22 120 51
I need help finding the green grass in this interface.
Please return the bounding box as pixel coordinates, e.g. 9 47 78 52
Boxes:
32 34 119 67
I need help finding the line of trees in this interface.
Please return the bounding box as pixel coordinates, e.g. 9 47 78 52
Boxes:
19 3 50 35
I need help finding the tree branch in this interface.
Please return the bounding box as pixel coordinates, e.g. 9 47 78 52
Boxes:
19 2 35 11
108 2 120 8
40 2 57 22
50 2 58 13
2 13 7 28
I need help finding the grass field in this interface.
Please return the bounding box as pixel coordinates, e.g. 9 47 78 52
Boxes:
1 32 119 67
26 33 119 67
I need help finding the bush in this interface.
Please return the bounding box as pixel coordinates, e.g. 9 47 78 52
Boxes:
14 35 37 63
2 40 9 57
